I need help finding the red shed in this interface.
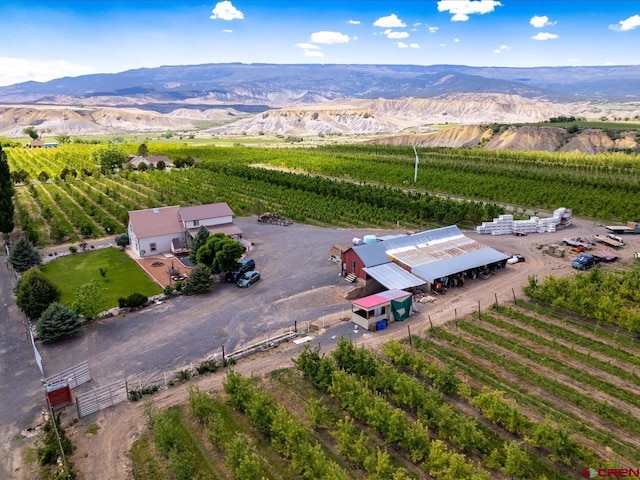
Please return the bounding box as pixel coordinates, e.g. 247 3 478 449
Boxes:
341 247 366 278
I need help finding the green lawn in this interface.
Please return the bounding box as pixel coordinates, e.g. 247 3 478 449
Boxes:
40 247 162 309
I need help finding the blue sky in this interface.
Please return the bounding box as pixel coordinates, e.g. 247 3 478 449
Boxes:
1 0 639 86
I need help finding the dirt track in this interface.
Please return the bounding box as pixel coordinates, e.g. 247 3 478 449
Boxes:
17 216 640 479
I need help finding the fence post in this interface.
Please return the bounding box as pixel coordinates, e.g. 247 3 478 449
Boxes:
477 300 481 317
494 293 498 307
512 287 517 304
407 325 412 347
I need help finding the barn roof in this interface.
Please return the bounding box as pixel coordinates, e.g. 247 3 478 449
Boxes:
353 226 464 267
363 263 425 290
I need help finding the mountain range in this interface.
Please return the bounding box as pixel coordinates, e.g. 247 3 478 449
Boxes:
1 63 640 145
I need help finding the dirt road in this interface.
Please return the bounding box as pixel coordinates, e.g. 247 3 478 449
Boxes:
12 215 640 480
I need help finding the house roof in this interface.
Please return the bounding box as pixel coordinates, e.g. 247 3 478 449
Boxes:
364 263 425 290
180 202 234 222
128 206 182 238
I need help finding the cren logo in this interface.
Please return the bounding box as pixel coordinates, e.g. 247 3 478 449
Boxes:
581 469 640 478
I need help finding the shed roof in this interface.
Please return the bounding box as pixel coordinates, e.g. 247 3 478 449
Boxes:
180 202 234 222
363 263 425 290
129 206 182 238
352 294 390 309
412 247 509 283
187 223 243 237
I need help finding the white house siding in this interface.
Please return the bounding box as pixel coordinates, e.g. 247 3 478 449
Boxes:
138 233 179 257
185 215 233 230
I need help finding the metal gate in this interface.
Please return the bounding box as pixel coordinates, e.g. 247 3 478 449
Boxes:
45 361 92 389
76 380 127 418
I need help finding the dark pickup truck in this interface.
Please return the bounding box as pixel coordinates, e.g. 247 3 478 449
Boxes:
571 253 603 270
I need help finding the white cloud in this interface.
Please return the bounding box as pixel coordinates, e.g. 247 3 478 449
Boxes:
373 14 406 28
603 60 617 66
440 43 447 47
222 29 233 33
210 1 244 21
348 19 361 25
531 32 558 40
397 42 419 48
384 29 410 39
428 26 439 34
310 31 350 44
609 14 640 32
304 50 324 57
567 57 580 64
0 57 94 86
493 44 511 54
529 15 556 28
437 0 502 22
453 38 460 42
296 43 319 49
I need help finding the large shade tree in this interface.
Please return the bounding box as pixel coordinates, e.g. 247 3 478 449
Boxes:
16 267 60 319
196 233 244 274
9 236 41 273
92 146 127 174
0 145 15 234
37 303 81 342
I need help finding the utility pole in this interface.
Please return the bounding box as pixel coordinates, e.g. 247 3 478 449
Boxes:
412 145 419 184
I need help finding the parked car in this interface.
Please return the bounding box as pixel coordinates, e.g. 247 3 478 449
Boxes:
237 270 260 288
225 258 256 282
571 253 602 270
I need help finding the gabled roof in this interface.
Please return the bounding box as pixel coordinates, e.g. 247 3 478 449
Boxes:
128 206 182 238
354 226 463 268
179 202 234 222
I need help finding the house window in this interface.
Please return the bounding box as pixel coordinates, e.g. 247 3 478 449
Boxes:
193 220 200 227
150 243 157 252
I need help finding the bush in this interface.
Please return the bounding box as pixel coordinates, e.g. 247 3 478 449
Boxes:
163 284 175 296
117 292 148 309
69 246 77 254
196 358 218 375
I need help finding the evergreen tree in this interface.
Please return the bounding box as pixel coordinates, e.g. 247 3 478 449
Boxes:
183 264 213 294
9 236 41 273
189 226 210 264
36 303 80 342
16 267 60 319
0 145 15 234
137 143 150 157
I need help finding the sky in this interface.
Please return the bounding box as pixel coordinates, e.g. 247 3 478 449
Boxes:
1 0 640 87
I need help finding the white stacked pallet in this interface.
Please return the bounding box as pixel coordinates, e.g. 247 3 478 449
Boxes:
477 207 572 235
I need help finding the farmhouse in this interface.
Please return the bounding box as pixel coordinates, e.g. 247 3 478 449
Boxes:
126 154 171 169
342 225 508 293
127 202 242 257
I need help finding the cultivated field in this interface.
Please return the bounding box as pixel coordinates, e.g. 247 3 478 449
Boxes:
4 142 640 480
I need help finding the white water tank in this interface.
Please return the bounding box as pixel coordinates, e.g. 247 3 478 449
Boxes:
352 237 362 246
363 235 377 244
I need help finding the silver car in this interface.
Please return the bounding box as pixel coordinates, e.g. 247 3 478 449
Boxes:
237 270 260 288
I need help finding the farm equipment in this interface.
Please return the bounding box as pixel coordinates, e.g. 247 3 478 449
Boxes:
593 234 625 248
605 221 640 234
